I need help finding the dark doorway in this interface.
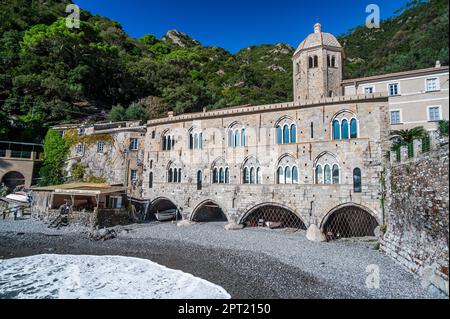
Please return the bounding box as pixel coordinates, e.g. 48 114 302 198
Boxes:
243 205 306 230
1 171 25 191
323 206 379 241
192 201 227 222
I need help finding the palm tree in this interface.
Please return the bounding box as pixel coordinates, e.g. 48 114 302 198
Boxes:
391 127 427 144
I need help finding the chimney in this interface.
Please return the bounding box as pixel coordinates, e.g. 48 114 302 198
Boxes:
435 60 441 68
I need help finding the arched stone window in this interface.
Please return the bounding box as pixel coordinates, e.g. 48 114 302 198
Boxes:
250 167 256 184
168 162 182 183
277 166 284 184
212 157 230 184
327 55 331 67
353 168 362 193
332 164 340 184
309 57 314 68
276 155 299 185
290 124 297 143
213 168 218 184
225 168 230 184
331 56 336 68
292 166 299 184
341 119 349 139
275 117 297 145
149 172 153 189
350 119 358 139
314 152 340 185
162 131 175 151
313 55 318 68
333 120 341 140
315 165 323 184
324 164 332 185
243 157 261 185
189 127 203 150
228 122 246 148
243 167 250 184
332 111 359 140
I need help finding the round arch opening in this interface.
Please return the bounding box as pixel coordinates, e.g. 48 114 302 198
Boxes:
192 201 228 222
323 205 379 241
148 198 179 222
1 171 25 191
243 204 306 230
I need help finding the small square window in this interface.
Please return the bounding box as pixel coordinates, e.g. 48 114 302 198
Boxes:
130 138 139 151
390 111 401 125
428 107 441 122
426 78 439 92
389 83 400 96
364 87 374 94
130 169 138 181
75 143 84 155
97 141 105 153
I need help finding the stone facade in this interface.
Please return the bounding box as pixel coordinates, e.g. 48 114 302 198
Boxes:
293 23 343 102
143 94 390 230
381 143 449 297
55 121 146 200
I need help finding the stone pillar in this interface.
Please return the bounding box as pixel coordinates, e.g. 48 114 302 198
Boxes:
413 140 422 157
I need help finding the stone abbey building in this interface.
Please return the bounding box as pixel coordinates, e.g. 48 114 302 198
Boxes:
52 23 448 240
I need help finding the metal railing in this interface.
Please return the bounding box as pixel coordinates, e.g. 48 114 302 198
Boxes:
10 151 32 159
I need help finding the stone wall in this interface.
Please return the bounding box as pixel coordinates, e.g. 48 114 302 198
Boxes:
381 143 449 297
143 96 390 231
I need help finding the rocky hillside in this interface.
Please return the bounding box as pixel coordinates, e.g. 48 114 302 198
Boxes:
0 0 448 143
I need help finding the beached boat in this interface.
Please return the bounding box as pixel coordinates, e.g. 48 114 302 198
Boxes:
156 209 178 222
5 192 30 204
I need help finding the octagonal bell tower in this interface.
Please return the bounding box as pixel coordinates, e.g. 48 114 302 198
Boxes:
293 23 344 103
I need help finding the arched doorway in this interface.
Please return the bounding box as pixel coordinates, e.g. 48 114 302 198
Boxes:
242 204 306 230
148 198 179 222
322 205 379 241
1 171 25 191
192 201 228 222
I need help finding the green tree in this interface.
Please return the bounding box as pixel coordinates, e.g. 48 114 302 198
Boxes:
39 129 69 186
391 127 427 144
438 120 449 137
107 104 126 122
125 103 149 121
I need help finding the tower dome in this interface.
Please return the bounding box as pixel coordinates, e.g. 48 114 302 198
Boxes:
294 23 342 56
293 23 344 103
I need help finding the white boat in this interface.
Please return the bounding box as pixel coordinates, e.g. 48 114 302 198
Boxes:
156 209 178 222
5 192 30 204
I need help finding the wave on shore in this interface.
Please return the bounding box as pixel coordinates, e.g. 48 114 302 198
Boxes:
0 254 231 299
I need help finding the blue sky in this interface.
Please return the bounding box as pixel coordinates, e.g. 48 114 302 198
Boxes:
74 0 410 53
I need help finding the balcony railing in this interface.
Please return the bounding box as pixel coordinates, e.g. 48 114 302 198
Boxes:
10 151 33 159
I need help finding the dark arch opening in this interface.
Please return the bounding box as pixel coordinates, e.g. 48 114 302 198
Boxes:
1 171 25 191
148 198 179 222
243 205 306 230
192 201 227 222
323 206 379 241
